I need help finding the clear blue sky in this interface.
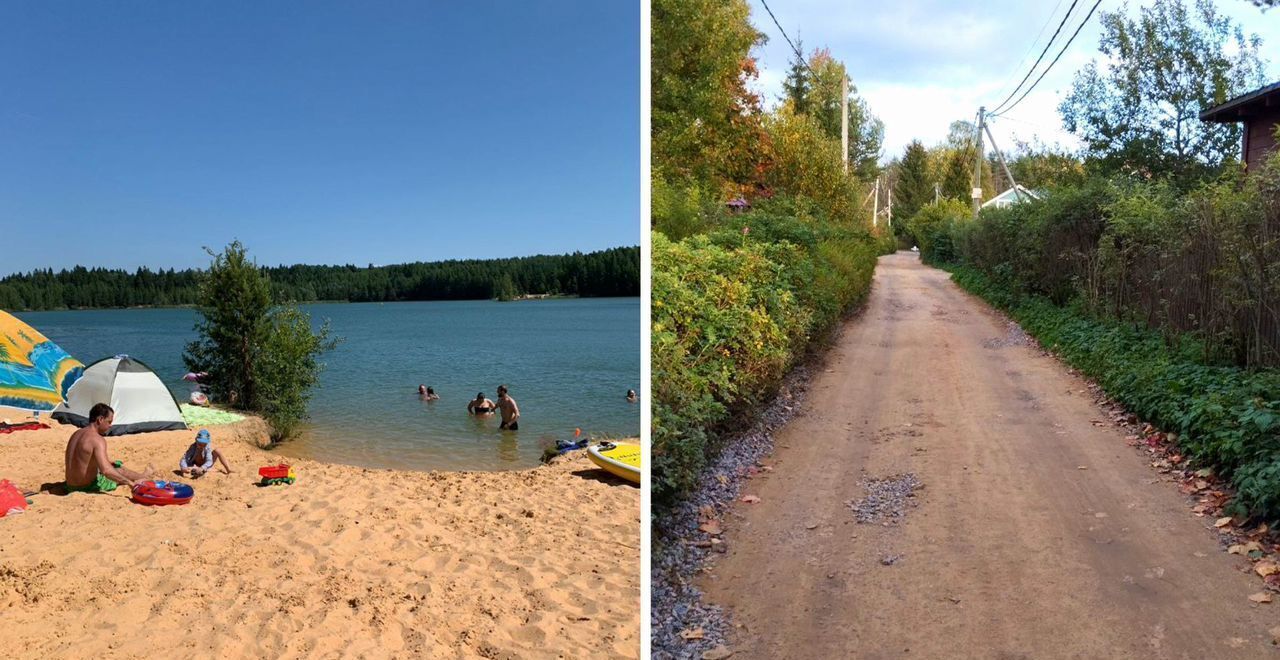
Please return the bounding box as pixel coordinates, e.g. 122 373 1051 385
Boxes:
0 1 639 275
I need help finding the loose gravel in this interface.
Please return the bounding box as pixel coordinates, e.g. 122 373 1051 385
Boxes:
847 473 923 525
651 363 815 660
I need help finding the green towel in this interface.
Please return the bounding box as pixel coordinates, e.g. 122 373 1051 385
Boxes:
180 404 246 427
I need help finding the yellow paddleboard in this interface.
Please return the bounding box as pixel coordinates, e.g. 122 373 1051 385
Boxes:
587 442 641 485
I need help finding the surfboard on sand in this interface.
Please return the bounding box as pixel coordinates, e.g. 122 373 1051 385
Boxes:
587 442 640 485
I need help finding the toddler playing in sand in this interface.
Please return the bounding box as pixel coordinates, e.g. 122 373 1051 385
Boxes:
179 429 232 477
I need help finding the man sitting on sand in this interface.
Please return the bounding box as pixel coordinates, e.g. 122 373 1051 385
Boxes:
64 403 154 493
468 392 496 415
496 385 520 431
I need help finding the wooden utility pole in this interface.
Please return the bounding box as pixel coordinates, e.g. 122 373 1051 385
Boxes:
973 107 985 219
872 177 879 227
983 121 1022 202
841 75 849 174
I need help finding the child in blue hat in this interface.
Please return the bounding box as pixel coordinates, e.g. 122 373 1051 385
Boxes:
179 428 232 478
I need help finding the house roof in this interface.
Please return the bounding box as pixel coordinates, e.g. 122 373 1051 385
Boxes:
981 185 1042 208
1200 81 1280 123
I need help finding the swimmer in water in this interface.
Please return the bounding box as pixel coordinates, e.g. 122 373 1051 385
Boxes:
626 389 638 403
468 392 496 415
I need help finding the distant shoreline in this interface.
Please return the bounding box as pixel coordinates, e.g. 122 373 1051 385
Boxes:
12 295 641 313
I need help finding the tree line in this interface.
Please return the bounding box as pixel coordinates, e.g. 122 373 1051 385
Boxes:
0 246 640 311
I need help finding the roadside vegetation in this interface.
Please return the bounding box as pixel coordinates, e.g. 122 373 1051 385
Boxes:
900 0 1280 519
651 0 893 503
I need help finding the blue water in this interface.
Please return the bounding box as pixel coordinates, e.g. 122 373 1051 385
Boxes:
16 298 640 470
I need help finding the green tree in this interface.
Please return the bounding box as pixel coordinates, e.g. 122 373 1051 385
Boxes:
804 49 884 181
781 39 811 115
940 149 973 202
651 0 768 194
1059 0 1266 183
893 141 932 229
183 241 337 441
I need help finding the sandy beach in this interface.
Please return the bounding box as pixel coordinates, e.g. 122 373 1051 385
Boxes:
0 413 639 659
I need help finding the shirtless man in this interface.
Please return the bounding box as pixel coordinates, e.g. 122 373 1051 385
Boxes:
468 392 496 415
64 403 153 493
496 385 520 431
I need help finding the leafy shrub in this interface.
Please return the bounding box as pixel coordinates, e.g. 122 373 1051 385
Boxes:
652 204 879 501
951 266 1280 520
906 199 969 264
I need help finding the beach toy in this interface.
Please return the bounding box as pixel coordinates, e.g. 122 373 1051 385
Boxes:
190 391 209 406
586 442 641 485
258 464 296 486
131 480 194 506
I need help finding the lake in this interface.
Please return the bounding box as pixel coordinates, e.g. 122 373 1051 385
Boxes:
16 298 640 471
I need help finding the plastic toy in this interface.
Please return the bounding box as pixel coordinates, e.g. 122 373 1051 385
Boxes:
258 464 296 486
131 480 195 506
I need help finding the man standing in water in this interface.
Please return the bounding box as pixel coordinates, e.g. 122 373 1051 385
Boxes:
65 403 154 493
496 384 520 431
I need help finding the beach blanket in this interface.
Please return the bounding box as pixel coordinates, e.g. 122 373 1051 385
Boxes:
180 404 246 427
0 421 48 434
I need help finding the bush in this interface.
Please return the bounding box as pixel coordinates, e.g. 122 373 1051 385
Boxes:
184 241 338 441
951 266 1280 521
652 204 879 501
906 199 969 264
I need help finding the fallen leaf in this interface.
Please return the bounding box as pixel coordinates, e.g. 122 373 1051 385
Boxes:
1250 592 1273 604
680 627 705 641
1270 625 1280 645
1195 468 1213 478
1077 466 1088 470
1193 480 1209 491
741 495 760 504
1244 541 1263 553
699 521 723 536
1229 544 1246 555
1192 504 1208 514
702 645 734 660
1215 517 1233 528
1255 561 1280 577
805 522 819 530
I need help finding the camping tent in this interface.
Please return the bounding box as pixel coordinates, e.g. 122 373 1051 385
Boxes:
52 356 187 435
0 310 84 412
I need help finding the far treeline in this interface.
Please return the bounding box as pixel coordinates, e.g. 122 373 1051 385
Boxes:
0 246 640 311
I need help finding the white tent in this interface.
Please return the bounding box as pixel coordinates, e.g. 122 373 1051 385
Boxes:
51 356 187 435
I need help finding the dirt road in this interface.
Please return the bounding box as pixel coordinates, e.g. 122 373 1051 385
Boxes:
702 252 1277 659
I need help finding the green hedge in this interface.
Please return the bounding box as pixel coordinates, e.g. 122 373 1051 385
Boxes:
652 204 881 501
951 266 1280 520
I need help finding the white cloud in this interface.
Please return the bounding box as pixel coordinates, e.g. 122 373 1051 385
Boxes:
743 0 1279 161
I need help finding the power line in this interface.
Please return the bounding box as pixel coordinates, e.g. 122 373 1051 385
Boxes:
991 0 1068 103
991 0 1103 118
989 0 1082 116
758 0 819 80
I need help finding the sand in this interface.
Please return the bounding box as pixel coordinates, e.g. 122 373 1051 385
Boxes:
0 414 639 659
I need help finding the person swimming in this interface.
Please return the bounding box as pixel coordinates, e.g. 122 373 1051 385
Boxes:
468 392 496 415
424 386 440 401
626 389 638 403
